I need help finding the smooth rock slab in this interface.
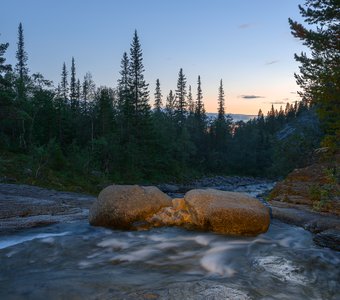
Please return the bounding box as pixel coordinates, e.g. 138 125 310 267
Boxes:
89 185 172 229
184 189 270 236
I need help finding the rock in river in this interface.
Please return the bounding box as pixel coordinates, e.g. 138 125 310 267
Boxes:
184 189 270 235
89 185 172 229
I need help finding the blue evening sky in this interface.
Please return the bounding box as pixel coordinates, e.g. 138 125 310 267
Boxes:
0 0 306 114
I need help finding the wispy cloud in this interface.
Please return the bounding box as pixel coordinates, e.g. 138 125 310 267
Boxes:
262 100 291 105
270 101 286 105
265 60 279 65
239 95 265 99
238 23 252 29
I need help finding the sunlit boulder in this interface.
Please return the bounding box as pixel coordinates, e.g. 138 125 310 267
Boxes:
89 185 172 229
184 189 270 236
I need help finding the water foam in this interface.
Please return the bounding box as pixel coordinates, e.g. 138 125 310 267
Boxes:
0 232 70 250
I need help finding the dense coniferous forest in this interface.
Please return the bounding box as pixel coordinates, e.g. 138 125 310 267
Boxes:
0 0 338 193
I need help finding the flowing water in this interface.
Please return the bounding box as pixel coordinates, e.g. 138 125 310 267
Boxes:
1 219 339 299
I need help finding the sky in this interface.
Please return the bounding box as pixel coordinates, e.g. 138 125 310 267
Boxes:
0 0 307 115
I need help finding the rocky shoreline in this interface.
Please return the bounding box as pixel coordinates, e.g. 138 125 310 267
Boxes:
0 178 339 251
0 183 95 234
269 200 340 251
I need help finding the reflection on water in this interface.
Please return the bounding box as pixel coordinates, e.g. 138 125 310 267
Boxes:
0 220 339 299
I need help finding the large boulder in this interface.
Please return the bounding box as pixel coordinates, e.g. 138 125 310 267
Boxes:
89 185 172 229
184 189 270 235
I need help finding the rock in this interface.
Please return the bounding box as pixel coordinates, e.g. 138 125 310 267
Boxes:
270 200 340 251
89 185 172 229
269 153 340 215
184 189 270 236
0 183 95 233
172 198 187 210
146 198 192 227
313 229 340 251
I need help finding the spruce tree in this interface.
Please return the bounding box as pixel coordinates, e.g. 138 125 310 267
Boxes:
174 68 187 125
165 90 175 117
117 52 131 112
60 62 68 103
15 22 29 101
129 30 150 117
289 0 339 148
217 79 225 121
195 75 205 119
70 57 77 110
153 78 162 113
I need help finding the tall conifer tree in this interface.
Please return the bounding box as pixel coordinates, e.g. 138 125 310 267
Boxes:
175 68 187 125
153 78 162 113
195 75 205 119
165 90 175 118
217 79 225 121
129 30 150 117
15 22 29 101
70 57 77 110
60 62 68 103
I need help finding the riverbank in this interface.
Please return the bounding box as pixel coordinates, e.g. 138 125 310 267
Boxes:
1 178 339 251
1 180 339 299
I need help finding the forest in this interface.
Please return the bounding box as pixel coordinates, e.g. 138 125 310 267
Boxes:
0 0 338 193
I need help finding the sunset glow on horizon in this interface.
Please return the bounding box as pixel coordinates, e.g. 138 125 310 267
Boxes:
1 0 306 115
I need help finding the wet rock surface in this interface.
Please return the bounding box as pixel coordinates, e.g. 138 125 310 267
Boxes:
270 200 340 251
0 183 95 234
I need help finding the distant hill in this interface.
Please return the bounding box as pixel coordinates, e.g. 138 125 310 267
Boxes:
206 113 257 122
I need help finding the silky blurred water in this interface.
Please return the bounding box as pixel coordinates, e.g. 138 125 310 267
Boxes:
0 219 339 299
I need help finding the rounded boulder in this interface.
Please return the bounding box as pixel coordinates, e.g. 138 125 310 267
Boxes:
89 185 172 229
184 189 270 236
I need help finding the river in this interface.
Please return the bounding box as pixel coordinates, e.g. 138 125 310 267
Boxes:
1 181 340 299
1 218 339 299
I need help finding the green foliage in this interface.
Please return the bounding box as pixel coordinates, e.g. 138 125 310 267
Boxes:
289 0 340 150
310 184 332 211
0 25 328 192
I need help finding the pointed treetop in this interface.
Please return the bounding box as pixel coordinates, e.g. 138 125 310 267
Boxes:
154 78 163 112
16 22 28 74
195 75 205 117
217 79 225 120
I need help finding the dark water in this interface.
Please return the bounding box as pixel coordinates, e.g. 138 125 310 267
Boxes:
0 219 339 299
